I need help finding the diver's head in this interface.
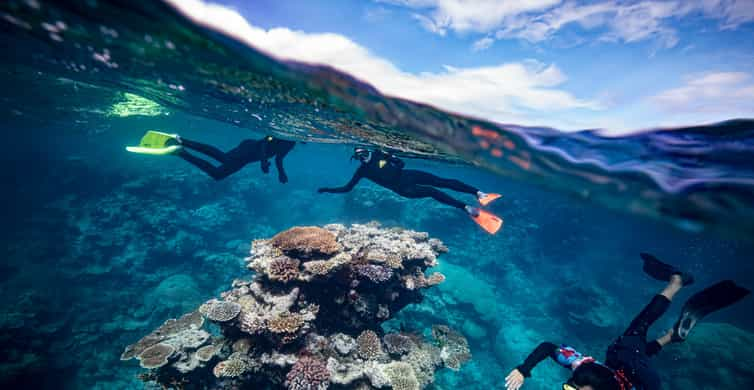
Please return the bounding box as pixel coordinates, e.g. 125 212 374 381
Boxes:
352 147 372 164
564 363 621 390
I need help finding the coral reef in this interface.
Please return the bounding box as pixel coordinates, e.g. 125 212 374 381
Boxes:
124 223 469 389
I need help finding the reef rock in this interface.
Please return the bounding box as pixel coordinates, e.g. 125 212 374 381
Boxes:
124 223 469 389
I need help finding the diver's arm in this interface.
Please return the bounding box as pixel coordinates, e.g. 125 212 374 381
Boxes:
389 155 405 169
318 168 363 193
274 154 288 183
515 342 559 378
261 159 271 173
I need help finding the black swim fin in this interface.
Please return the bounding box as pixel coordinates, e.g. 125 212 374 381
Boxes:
673 280 751 341
640 253 694 286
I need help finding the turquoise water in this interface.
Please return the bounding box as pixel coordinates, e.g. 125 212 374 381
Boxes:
1 1 753 389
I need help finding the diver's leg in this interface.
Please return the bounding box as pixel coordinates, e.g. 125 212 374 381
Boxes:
401 185 467 209
623 276 682 339
178 138 229 163
402 170 478 194
177 151 241 181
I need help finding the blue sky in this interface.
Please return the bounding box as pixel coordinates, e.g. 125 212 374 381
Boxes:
170 0 754 133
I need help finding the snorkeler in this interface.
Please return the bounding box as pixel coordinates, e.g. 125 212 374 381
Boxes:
127 131 295 182
504 253 750 390
317 148 503 234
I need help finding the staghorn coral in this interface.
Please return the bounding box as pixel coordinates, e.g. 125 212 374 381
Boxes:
383 333 415 356
285 356 330 390
269 257 301 283
199 299 241 322
271 226 341 259
268 312 306 334
138 343 175 369
357 330 383 360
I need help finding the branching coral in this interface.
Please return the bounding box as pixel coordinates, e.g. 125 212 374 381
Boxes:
269 257 301 283
354 263 393 283
385 362 419 390
199 299 241 322
285 356 330 390
271 226 341 259
357 330 382 360
267 312 305 334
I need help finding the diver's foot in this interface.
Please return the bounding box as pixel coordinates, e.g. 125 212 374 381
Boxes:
465 205 480 217
640 253 694 286
477 191 502 206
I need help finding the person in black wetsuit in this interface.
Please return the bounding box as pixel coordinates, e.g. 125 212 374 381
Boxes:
317 148 503 233
504 253 750 390
171 135 295 182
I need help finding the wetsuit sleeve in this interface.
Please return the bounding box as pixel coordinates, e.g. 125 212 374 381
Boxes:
516 342 558 377
516 343 590 377
321 167 363 193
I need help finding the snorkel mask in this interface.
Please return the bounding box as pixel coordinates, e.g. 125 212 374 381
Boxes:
351 147 372 163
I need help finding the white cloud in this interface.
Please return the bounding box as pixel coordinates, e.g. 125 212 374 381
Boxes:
650 72 754 115
471 36 494 51
388 0 753 50
381 0 562 33
165 0 599 129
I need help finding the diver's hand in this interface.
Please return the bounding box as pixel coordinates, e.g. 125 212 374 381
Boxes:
278 174 288 183
261 160 271 173
317 188 330 193
505 369 525 390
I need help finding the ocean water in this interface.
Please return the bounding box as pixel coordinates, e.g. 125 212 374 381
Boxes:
1 1 753 389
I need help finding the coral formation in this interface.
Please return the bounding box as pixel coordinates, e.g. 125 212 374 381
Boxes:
269 258 302 283
199 299 242 322
270 226 341 259
138 343 175 369
124 223 469 389
285 356 330 390
356 330 383 360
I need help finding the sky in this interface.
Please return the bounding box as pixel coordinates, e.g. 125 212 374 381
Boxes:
167 0 754 134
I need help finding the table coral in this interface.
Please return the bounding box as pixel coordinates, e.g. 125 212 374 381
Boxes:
199 299 242 322
271 226 341 259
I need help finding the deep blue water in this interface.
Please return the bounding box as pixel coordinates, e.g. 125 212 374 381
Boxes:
1 1 754 389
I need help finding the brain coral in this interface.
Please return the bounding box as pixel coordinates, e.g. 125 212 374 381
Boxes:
285 356 330 390
271 226 341 259
356 330 382 360
269 257 301 283
138 343 175 369
199 299 242 322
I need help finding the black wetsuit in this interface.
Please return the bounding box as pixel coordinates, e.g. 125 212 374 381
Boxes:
516 294 672 390
177 136 295 182
318 150 478 209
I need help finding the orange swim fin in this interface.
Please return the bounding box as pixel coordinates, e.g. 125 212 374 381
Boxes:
478 192 502 206
470 209 503 234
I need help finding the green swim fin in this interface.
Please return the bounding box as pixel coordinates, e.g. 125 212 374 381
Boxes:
126 130 182 155
673 280 750 341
